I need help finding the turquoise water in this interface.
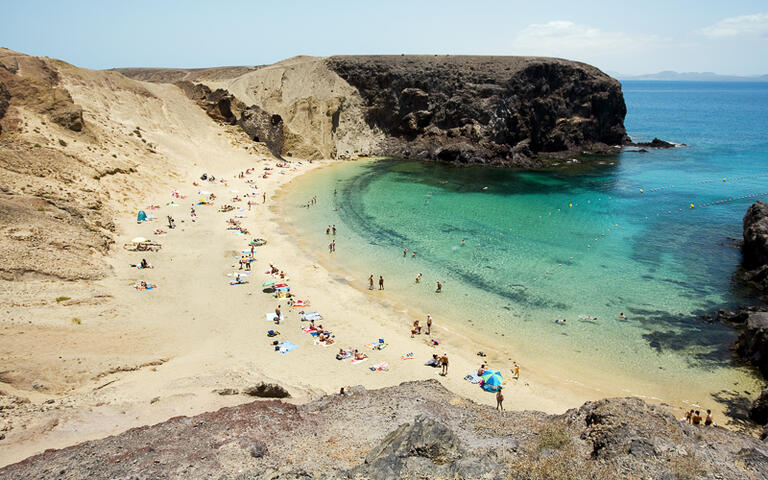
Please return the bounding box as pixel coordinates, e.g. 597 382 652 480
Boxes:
281 82 768 405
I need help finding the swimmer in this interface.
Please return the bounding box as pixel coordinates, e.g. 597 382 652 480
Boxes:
555 318 566 324
412 251 416 258
415 273 422 283
619 312 626 319
403 248 408 257
461 239 465 246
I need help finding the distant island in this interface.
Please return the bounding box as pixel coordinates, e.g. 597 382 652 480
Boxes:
615 70 768 82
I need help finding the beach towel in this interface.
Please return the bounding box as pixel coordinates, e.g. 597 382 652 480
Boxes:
401 352 415 360
300 312 322 321
229 280 248 285
464 372 483 384
278 341 298 354
227 272 251 277
370 361 389 371
265 313 284 322
291 300 309 308
351 357 368 365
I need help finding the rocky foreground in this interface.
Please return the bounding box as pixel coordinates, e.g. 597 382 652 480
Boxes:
118 55 630 167
1 380 766 480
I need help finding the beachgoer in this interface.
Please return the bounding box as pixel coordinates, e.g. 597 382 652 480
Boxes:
461 239 465 246
334 189 337 196
245 258 251 271
478 364 485 376
379 276 384 290
368 275 374 290
440 353 449 376
331 240 336 252
436 281 442 293
692 410 702 425
332 225 336 235
426 314 432 335
412 251 416 258
329 241 334 254
339 386 346 396
496 387 504 411
326 226 330 235
705 409 713 426
403 248 408 257
416 273 422 283
263 193 266 203
684 409 693 423
275 305 281 323
140 258 149 269
620 312 626 319
513 363 520 379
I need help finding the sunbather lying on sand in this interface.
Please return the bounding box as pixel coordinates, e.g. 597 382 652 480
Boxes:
134 281 156 290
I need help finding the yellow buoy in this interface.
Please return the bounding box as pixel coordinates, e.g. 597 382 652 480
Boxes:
690 204 694 209
640 189 644 193
569 203 573 208
723 178 726 182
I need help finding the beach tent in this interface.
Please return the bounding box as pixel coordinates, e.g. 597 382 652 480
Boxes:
137 210 147 222
481 369 503 392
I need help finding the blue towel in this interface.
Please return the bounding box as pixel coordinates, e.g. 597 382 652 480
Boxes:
279 341 298 354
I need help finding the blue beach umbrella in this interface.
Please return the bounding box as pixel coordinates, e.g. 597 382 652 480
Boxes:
481 369 503 392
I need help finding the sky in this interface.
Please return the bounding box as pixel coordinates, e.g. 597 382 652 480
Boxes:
1 0 767 75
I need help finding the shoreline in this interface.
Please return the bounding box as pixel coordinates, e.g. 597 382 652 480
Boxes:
0 155 760 467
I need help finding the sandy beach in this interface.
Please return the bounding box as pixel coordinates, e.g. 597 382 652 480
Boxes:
0 155 609 467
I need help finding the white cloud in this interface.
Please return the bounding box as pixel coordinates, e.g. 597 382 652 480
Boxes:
510 21 660 59
701 13 768 38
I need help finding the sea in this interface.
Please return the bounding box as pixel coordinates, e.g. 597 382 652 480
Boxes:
278 81 768 410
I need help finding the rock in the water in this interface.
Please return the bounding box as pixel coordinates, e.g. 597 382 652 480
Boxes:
327 55 629 166
735 313 768 377
243 382 290 398
743 201 768 272
630 137 678 149
751 387 768 425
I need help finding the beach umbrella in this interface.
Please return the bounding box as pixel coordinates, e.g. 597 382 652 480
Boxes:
262 280 277 287
481 369 503 392
132 237 147 244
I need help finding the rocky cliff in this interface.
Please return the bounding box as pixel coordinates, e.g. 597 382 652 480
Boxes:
1 380 765 480
118 55 629 167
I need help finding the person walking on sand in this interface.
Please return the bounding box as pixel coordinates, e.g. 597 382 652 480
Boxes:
440 353 449 376
513 363 520 379
379 276 384 290
274 305 281 323
496 387 504 411
262 192 266 203
368 275 374 290
426 314 432 335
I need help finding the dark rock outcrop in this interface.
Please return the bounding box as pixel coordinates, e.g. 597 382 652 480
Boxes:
238 105 284 157
628 137 680 149
0 82 9 135
743 201 768 272
243 382 290 398
49 104 84 132
752 387 768 425
326 55 629 167
175 81 244 124
736 313 768 377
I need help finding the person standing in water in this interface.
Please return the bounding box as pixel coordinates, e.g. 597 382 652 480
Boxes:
326 226 330 235
331 240 336 252
329 241 334 254
436 281 442 293
332 225 337 235
403 248 408 257
496 387 504 411
415 273 422 283
378 276 384 290
368 275 374 290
